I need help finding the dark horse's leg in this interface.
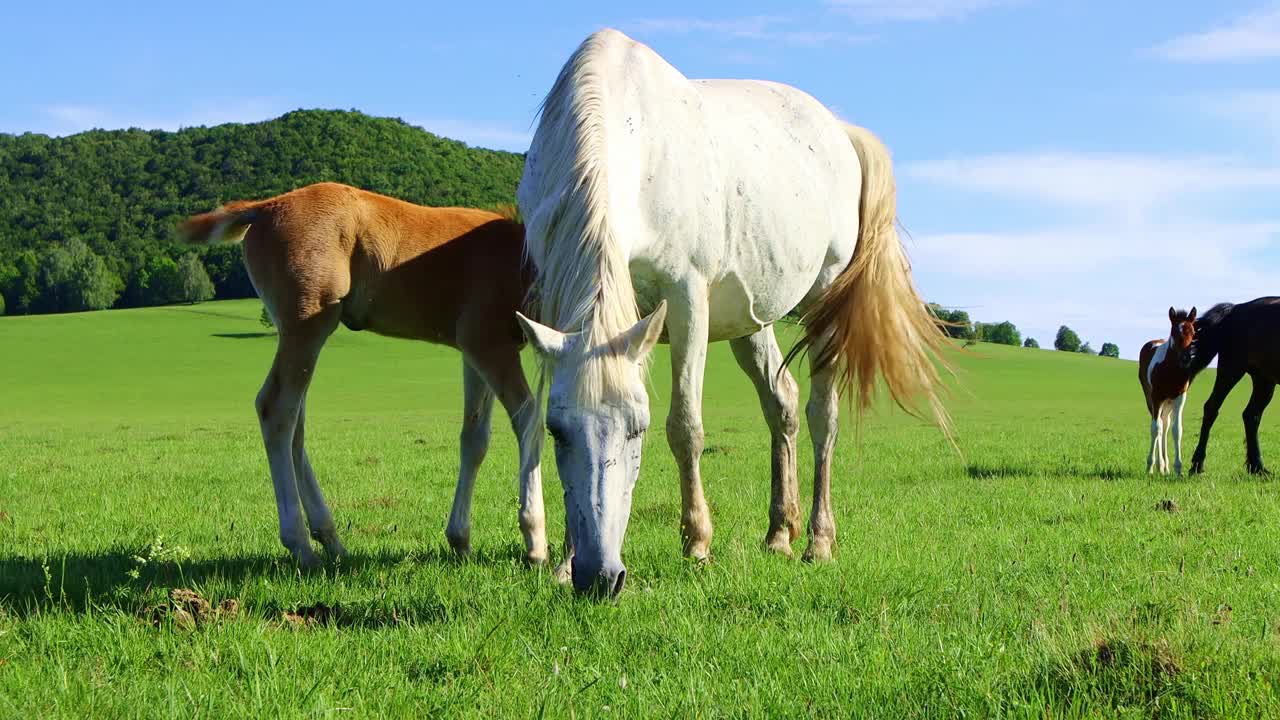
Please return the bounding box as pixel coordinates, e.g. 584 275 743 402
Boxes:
1189 362 1246 475
1243 372 1275 475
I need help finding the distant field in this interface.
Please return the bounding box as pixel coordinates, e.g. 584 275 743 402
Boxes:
1 299 1278 718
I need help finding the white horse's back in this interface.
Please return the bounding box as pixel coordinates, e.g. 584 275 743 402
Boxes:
520 28 861 341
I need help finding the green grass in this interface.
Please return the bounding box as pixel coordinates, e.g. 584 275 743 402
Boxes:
1 299 1278 718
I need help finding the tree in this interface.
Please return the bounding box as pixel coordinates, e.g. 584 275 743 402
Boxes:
1054 325 1081 352
1023 337 1039 349
1099 342 1119 358
0 109 525 316
259 305 275 329
1079 341 1095 354
980 320 1021 346
178 253 216 303
929 304 976 340
37 240 122 312
139 256 184 305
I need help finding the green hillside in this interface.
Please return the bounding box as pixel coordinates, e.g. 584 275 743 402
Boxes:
1 301 1277 716
0 110 524 315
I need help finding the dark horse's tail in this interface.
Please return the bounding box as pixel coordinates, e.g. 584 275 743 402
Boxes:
1187 302 1234 375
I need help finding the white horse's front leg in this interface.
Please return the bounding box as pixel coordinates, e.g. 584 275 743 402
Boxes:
666 290 712 560
1172 393 1186 476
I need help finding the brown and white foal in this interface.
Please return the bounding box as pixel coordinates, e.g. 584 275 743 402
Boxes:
1138 307 1197 475
178 182 547 569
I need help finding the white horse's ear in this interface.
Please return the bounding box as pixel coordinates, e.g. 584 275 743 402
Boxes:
516 313 568 357
619 300 668 362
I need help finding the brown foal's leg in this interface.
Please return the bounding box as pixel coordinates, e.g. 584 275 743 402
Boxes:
445 360 496 557
257 306 340 568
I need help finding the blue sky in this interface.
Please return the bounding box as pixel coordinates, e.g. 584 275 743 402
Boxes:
2 1 1278 359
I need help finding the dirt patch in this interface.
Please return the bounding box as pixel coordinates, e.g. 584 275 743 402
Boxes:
0 511 9 524
703 444 732 456
1081 638 1181 678
146 588 239 630
1212 604 1233 626
1024 635 1190 714
359 495 398 509
363 456 381 466
275 599 448 630
281 602 337 629
1155 499 1180 513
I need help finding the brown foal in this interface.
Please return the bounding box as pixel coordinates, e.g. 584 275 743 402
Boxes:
178 182 547 568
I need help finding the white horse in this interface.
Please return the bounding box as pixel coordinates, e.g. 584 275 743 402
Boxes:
516 29 952 596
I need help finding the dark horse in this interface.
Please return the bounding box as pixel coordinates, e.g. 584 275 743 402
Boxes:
1180 297 1280 475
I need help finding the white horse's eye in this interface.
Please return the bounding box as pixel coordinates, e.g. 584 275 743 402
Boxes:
547 424 568 446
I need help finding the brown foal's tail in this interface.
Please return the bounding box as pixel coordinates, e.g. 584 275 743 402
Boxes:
176 200 265 245
784 123 955 443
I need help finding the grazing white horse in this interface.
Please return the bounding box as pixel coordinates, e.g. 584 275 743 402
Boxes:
516 28 952 596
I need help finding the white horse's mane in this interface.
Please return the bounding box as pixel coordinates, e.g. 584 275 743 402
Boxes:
525 30 646 402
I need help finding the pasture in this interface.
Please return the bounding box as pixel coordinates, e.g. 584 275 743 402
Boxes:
1 299 1278 717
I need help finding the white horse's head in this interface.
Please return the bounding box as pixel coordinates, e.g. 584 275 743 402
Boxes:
516 301 667 597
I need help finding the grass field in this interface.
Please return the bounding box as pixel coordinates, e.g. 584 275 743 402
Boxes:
1 298 1278 718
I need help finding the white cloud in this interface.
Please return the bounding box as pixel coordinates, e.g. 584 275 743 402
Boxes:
34 99 287 135
827 0 1013 22
408 118 532 152
911 222 1277 360
626 16 871 47
628 15 785 39
903 148 1280 360
1197 90 1280 145
1151 6 1280 62
905 152 1280 221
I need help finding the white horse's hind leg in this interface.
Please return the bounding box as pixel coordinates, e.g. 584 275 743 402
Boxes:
293 397 345 557
666 291 713 560
1172 393 1186 476
730 327 801 556
446 360 495 558
803 355 840 562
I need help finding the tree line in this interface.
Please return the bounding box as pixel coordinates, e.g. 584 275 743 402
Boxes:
928 305 1119 358
0 109 524 315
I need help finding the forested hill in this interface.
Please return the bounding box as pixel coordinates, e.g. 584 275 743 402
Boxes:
0 109 525 316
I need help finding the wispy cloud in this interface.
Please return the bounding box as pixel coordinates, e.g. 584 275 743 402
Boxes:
906 151 1280 221
827 0 1014 22
911 222 1277 359
905 148 1280 359
409 118 532 152
628 15 785 39
1150 5 1280 62
1197 90 1280 144
31 99 288 136
626 15 871 48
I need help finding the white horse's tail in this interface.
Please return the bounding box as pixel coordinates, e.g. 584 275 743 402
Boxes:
786 123 954 442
